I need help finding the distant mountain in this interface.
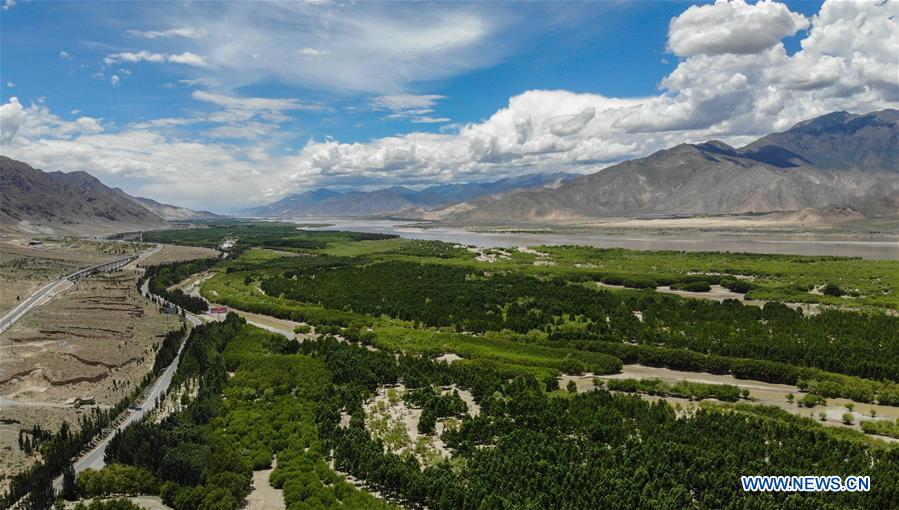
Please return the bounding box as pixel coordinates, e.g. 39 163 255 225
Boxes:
447 109 899 224
242 172 576 218
741 110 898 171
1 156 186 235
128 195 221 221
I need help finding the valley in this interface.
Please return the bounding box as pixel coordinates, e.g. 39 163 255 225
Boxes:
5 221 899 509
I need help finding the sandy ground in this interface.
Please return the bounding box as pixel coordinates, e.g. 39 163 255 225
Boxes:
362 384 477 467
0 268 181 488
574 365 899 438
569 210 867 230
435 353 463 364
597 281 821 314
243 463 285 510
65 496 172 509
140 244 220 265
0 242 115 315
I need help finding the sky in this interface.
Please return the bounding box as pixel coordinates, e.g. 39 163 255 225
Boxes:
1 0 897 212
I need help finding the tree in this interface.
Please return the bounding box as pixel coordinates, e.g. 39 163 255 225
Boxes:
62 463 78 500
786 393 794 404
842 413 854 425
567 380 578 393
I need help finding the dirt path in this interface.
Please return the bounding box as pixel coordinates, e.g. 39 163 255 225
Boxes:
585 365 899 437
243 466 285 510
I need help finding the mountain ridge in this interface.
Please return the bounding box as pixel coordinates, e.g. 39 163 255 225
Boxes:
0 156 217 235
446 109 899 224
241 172 577 218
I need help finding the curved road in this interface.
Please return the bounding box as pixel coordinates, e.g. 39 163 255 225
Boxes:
48 274 202 493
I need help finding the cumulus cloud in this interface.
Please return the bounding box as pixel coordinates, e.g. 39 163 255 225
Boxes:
105 50 207 66
59 50 72 60
0 97 104 145
110 74 120 86
2 0 15 11
0 97 25 144
2 0 896 210
668 0 809 56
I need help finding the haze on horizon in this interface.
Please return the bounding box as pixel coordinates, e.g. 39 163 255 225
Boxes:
1 0 897 211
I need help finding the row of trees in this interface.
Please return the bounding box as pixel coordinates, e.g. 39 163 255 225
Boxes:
301 338 898 510
139 257 219 313
2 321 187 510
256 259 899 384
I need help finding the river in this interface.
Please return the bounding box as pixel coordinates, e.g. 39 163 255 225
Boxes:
297 218 899 260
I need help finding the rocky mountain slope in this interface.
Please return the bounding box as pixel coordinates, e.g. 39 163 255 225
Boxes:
0 156 205 234
449 109 899 224
127 195 220 221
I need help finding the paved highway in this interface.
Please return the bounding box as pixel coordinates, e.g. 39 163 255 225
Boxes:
50 272 202 493
0 252 143 336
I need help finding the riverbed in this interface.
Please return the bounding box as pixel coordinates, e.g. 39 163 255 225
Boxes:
298 218 899 260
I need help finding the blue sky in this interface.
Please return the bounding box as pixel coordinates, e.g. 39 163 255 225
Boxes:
1 0 895 211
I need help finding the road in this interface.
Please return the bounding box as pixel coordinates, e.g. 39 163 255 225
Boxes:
50 273 202 493
0 252 143 336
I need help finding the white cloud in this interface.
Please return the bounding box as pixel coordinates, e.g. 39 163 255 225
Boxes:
105 51 166 65
110 74 120 86
669 0 809 56
2 0 896 210
127 27 205 39
59 50 72 60
167 52 207 66
297 48 329 57
6 82 14 88
0 97 25 144
1 97 104 145
104 50 207 67
371 94 449 123
372 94 445 112
2 0 15 11
132 2 501 93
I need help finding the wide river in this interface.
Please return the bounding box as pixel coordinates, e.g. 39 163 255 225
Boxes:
300 218 899 260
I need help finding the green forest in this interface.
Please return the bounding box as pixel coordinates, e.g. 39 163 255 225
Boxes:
24 223 899 509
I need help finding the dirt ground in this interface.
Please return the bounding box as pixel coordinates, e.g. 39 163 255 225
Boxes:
0 268 182 488
65 496 172 509
0 241 121 315
244 463 286 510
568 365 899 439
361 384 478 468
140 244 219 265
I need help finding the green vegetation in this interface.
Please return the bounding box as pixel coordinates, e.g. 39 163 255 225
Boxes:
860 418 899 439
140 257 219 313
541 245 899 309
604 377 743 402
86 226 899 509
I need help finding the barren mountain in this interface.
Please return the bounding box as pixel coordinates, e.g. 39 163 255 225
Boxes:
740 110 898 171
243 172 576 218
0 156 168 235
128 195 221 221
449 110 899 224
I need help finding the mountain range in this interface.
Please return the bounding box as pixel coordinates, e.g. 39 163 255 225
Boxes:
0 156 218 235
444 109 899 224
2 109 896 234
240 172 576 218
